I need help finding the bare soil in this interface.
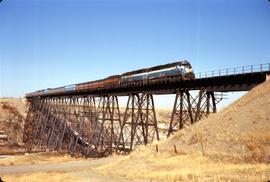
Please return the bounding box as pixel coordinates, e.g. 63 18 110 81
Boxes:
0 98 26 154
0 153 152 182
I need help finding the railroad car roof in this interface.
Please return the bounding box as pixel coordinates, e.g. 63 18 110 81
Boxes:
77 75 120 86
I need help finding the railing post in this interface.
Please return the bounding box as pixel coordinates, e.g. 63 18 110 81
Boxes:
212 71 214 77
199 72 201 78
242 66 244 74
226 68 228 75
219 70 221 76
234 68 235 75
260 64 262 72
251 65 253 73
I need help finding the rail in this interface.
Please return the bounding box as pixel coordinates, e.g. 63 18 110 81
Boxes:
196 63 270 78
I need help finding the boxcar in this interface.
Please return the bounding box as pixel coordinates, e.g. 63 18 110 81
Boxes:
76 79 105 92
104 75 120 88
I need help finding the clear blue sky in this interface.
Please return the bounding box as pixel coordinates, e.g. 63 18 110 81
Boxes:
0 0 270 106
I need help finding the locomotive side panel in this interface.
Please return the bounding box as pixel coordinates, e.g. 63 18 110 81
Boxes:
120 61 195 83
148 67 180 79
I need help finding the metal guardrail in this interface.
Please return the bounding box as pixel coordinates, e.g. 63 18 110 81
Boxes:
196 63 270 79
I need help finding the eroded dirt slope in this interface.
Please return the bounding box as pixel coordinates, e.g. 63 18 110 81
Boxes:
0 98 26 153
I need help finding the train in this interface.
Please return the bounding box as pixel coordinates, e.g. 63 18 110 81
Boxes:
25 60 195 98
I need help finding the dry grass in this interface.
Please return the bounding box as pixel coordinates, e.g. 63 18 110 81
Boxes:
1 171 77 182
0 98 26 146
0 152 84 166
0 147 25 155
96 149 270 182
0 98 26 115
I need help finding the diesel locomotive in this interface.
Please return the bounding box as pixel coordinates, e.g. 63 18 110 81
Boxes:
121 60 193 82
26 60 195 98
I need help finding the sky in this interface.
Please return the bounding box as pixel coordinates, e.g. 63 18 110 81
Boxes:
0 0 270 108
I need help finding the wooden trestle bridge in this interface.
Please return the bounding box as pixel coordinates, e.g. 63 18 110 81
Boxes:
23 63 270 157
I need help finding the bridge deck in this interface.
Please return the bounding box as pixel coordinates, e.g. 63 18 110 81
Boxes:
26 63 270 98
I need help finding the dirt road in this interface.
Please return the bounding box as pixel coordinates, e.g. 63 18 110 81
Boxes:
0 157 152 182
0 157 111 174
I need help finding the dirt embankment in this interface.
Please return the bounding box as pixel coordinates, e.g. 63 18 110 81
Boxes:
0 98 26 154
96 80 270 181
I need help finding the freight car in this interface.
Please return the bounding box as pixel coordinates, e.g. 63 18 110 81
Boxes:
76 75 120 92
46 87 63 95
25 89 44 98
76 79 105 92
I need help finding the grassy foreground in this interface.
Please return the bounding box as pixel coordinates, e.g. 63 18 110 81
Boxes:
1 172 77 182
0 152 85 166
95 150 270 182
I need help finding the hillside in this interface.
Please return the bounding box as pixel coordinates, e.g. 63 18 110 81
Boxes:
95 79 270 181
0 98 26 154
